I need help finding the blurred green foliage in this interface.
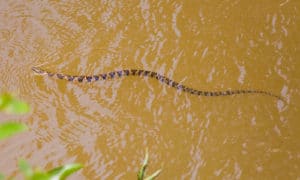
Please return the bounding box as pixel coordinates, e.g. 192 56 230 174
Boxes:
0 121 27 140
19 160 82 180
0 93 30 114
0 93 29 140
0 173 4 180
0 93 82 180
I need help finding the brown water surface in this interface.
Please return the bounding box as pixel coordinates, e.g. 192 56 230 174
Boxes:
0 1 299 179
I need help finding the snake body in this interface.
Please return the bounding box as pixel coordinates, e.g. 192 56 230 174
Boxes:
32 67 284 101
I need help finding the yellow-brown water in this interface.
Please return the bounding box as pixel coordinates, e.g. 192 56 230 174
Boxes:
0 1 299 179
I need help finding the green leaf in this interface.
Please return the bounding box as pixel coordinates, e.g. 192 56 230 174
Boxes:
138 149 149 180
0 173 5 180
138 149 161 180
47 163 83 180
19 159 33 178
28 171 50 180
0 122 28 140
19 160 82 180
144 169 162 180
0 94 30 114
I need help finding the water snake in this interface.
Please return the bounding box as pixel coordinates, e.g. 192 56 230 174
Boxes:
32 67 284 101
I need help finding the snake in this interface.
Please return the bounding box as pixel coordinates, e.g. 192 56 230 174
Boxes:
32 66 284 101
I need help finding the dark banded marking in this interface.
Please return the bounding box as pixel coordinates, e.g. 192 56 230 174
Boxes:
150 72 157 78
144 71 150 76
164 78 171 85
66 75 74 81
171 81 178 88
198 91 204 96
77 76 84 82
213 92 219 96
109 72 116 78
86 76 93 82
31 67 285 101
226 90 232 95
123 70 130 76
117 71 123 77
131 69 137 75
94 75 99 81
138 70 144 75
100 74 107 80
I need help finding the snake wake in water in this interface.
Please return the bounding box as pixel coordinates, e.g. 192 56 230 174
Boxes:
32 67 284 101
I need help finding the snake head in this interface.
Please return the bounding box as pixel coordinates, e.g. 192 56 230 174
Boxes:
32 67 46 75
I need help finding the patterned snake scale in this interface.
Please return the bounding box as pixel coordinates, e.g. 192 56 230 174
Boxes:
32 67 284 101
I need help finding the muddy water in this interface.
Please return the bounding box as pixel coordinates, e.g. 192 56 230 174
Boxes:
0 1 299 179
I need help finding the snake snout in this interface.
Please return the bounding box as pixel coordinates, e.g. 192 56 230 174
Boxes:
32 67 45 74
